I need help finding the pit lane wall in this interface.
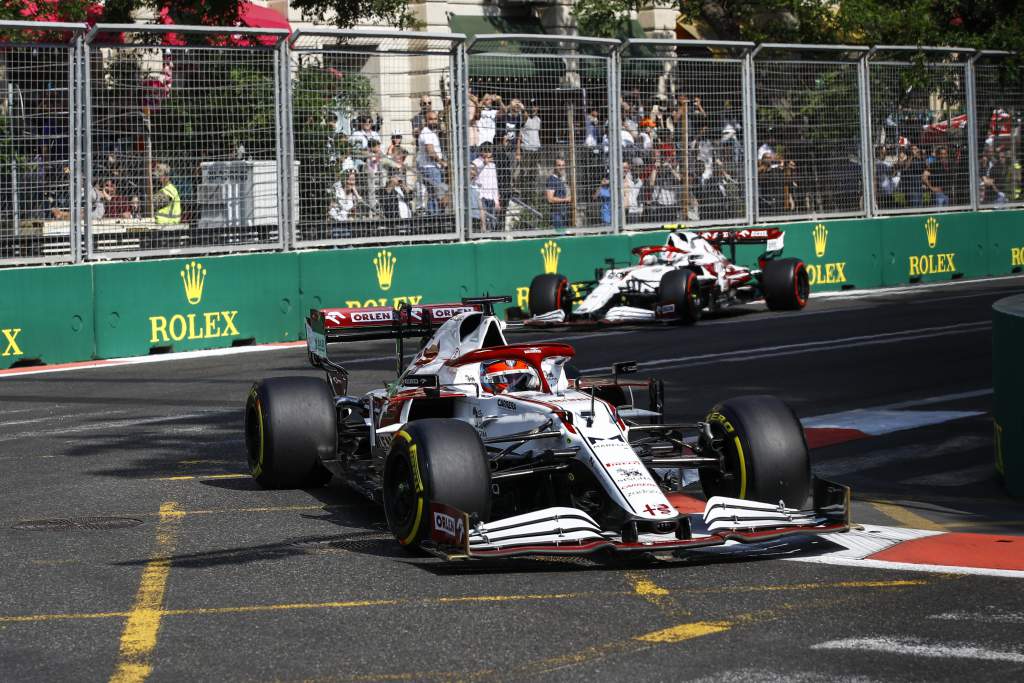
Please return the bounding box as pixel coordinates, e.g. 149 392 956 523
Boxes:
0 210 1021 369
993 293 1024 497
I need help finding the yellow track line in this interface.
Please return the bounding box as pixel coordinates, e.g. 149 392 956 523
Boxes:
109 502 184 683
870 501 947 531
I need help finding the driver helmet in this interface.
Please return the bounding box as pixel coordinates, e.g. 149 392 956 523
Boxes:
666 231 692 256
480 359 539 394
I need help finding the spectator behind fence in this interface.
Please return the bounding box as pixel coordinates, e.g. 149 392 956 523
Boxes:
622 160 643 222
875 146 896 208
90 180 107 221
103 179 138 219
546 158 570 229
417 110 448 215
477 94 499 146
897 144 926 208
386 130 404 157
923 146 951 206
519 102 543 196
329 171 362 236
350 116 380 161
411 96 432 139
379 170 412 220
153 163 182 224
593 176 612 225
981 147 1009 205
495 131 517 213
647 150 681 223
471 142 500 231
46 163 71 221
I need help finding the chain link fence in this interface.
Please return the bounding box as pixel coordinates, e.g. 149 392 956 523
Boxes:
288 30 464 247
752 45 868 222
465 35 618 237
84 25 288 260
3 25 1024 268
973 52 1024 208
867 48 973 214
619 40 751 230
0 21 84 265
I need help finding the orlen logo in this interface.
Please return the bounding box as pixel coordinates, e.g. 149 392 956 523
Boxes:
909 217 956 277
149 261 239 344
432 512 465 544
805 223 847 285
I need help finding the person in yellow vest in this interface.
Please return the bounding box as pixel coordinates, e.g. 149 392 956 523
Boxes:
153 162 181 224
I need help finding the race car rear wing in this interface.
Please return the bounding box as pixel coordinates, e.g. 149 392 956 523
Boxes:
693 227 786 263
306 296 511 375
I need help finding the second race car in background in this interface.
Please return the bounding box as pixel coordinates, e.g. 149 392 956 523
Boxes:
523 228 810 325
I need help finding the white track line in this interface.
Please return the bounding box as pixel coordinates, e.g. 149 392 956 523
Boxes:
792 555 1024 579
810 637 1024 662
580 321 990 373
928 611 1024 624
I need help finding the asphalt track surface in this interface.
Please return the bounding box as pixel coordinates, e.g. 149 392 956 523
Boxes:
2 276 1024 682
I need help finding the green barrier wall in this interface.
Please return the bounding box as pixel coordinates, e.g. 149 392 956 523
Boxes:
992 293 1024 497
0 265 94 368
93 253 302 359
298 242 479 317
0 209 1021 368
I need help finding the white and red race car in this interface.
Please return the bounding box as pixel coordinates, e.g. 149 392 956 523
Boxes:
525 228 810 324
245 297 848 559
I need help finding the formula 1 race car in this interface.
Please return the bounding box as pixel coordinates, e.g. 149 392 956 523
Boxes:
525 228 809 325
244 296 848 559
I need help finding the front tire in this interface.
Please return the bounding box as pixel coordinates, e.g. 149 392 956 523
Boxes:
658 269 701 324
762 258 809 311
698 395 811 507
528 273 572 318
245 377 337 488
382 419 491 548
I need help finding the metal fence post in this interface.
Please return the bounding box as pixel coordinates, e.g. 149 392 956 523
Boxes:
966 52 981 211
859 53 875 218
275 37 290 250
73 34 85 263
743 50 757 224
608 45 623 234
453 40 469 241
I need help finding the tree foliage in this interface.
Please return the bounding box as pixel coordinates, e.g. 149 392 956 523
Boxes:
572 0 1024 57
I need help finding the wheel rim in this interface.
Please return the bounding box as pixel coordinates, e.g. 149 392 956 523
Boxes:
384 452 417 533
794 264 810 306
700 420 743 498
244 398 264 475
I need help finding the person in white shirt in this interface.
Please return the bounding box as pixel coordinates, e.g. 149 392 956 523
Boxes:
477 94 499 145
329 172 362 236
416 110 447 214
471 142 500 231
349 116 380 169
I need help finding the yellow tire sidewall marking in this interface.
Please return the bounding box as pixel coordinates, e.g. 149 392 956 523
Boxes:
252 398 265 478
706 411 748 500
397 433 425 546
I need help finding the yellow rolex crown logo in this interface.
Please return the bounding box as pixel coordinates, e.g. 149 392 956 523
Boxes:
925 217 939 249
812 224 828 258
180 261 207 305
541 240 561 274
373 250 397 291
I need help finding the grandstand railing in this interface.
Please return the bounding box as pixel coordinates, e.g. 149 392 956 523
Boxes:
0 21 1021 266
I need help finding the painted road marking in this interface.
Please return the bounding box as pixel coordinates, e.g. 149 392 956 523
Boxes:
580 320 990 373
110 502 183 683
810 637 1024 662
803 409 983 435
869 502 947 532
634 621 731 643
155 473 248 481
929 610 1024 624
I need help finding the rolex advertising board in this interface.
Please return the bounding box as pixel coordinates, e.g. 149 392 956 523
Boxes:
881 213 987 285
985 210 1024 276
93 253 302 358
0 265 94 368
298 242 479 317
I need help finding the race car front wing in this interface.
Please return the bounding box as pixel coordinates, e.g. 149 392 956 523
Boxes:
422 477 850 560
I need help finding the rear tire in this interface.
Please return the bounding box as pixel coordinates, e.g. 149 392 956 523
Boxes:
382 419 491 548
658 269 701 324
698 395 811 507
762 258 809 311
528 273 572 318
245 377 337 488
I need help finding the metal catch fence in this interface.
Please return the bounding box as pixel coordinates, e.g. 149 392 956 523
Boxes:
465 35 618 237
867 47 973 214
0 21 84 265
1 21 1023 268
288 30 465 247
751 45 869 222
83 24 288 260
618 39 752 230
973 51 1024 208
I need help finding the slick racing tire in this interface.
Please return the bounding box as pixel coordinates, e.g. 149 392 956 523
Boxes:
382 419 491 549
528 273 573 318
762 258 810 311
698 395 811 508
245 377 336 489
658 269 701 324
